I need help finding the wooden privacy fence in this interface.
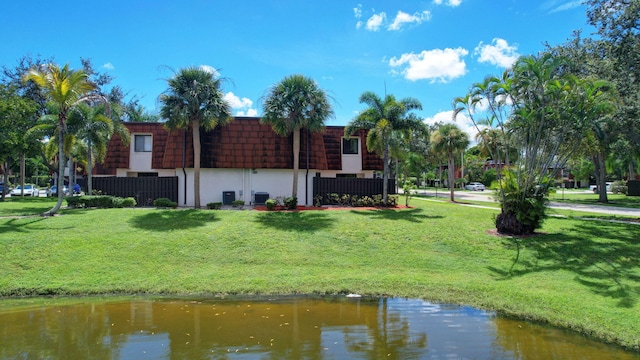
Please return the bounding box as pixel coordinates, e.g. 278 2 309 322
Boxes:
313 177 396 205
87 177 178 206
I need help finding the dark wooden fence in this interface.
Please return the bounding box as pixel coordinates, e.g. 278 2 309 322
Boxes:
628 180 640 196
84 177 178 206
313 177 396 205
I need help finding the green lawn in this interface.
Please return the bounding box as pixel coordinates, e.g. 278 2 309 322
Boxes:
0 197 639 351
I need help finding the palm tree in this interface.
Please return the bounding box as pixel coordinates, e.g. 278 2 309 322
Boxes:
430 123 470 202
160 67 232 209
67 103 129 195
23 63 101 216
345 92 424 204
261 74 334 203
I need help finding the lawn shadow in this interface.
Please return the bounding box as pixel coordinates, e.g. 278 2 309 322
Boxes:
253 211 333 232
129 209 218 231
0 217 48 235
488 218 640 308
349 207 440 223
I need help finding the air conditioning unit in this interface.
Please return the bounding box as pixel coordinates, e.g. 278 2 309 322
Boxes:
254 192 269 205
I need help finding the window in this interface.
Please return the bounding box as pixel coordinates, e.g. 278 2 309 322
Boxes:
342 138 358 155
134 135 152 152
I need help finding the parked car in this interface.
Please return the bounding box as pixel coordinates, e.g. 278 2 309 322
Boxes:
465 182 485 191
590 182 612 193
0 182 10 195
10 185 39 196
47 185 70 197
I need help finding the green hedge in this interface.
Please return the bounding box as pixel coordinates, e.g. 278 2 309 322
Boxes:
66 195 137 208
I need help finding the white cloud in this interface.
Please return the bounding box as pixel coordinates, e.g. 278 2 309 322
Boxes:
433 0 462 7
389 48 468 82
474 38 519 68
354 4 363 29
424 110 480 141
199 65 220 77
549 1 582 13
103 62 115 70
388 10 431 31
366 12 386 31
236 109 259 117
224 92 257 117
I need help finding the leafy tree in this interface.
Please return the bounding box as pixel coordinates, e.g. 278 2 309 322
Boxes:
23 63 102 215
67 103 129 194
160 67 232 208
345 92 423 204
430 123 469 202
0 85 38 200
454 54 616 234
261 74 334 203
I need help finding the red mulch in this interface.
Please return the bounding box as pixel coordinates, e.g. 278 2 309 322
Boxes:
253 205 412 211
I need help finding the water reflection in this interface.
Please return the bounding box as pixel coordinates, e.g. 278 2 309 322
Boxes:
0 297 636 359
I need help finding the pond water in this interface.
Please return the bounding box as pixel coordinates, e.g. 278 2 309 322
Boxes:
0 296 637 359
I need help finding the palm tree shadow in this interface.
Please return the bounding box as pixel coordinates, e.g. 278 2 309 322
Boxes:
129 209 218 231
349 208 439 223
488 219 640 308
0 217 48 235
253 211 333 232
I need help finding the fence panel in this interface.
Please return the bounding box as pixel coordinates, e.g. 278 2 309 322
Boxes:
313 177 396 205
90 177 178 206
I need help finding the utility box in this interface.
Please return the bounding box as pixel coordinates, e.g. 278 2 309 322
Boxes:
223 191 236 205
254 192 269 205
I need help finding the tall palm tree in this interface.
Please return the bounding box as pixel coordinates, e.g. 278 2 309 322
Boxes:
67 103 129 195
430 123 470 202
261 74 334 203
23 63 100 216
160 67 232 209
345 92 424 204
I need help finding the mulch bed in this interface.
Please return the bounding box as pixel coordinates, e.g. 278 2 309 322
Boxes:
253 205 411 211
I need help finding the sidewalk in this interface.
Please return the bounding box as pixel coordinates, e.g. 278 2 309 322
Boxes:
412 189 640 217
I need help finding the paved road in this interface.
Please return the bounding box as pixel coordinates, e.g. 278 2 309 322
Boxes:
413 189 640 217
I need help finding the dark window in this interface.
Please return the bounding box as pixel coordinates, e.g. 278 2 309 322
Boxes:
137 172 158 177
134 135 152 152
342 138 358 154
336 173 357 178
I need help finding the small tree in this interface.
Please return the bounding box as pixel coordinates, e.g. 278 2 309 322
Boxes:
24 63 103 216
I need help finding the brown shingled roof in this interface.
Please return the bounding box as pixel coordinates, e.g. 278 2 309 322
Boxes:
98 117 383 174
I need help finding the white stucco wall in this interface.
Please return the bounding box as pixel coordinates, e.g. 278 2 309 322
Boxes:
177 168 316 207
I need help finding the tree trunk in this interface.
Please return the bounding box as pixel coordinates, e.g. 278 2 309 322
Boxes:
292 127 300 200
593 152 608 203
193 121 201 209
87 140 93 195
382 142 389 205
1 161 9 201
19 152 25 196
45 121 66 216
448 153 455 202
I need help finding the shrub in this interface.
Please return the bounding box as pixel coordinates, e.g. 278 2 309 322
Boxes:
154 198 177 208
232 200 245 207
402 181 416 206
121 197 137 208
611 180 628 195
65 196 84 208
65 195 136 208
313 195 323 207
265 199 278 211
283 196 297 210
207 202 222 210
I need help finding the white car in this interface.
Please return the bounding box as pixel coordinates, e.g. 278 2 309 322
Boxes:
591 182 612 193
465 182 485 191
10 185 39 196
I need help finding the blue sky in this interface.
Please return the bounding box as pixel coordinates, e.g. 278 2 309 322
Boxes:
1 0 593 136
